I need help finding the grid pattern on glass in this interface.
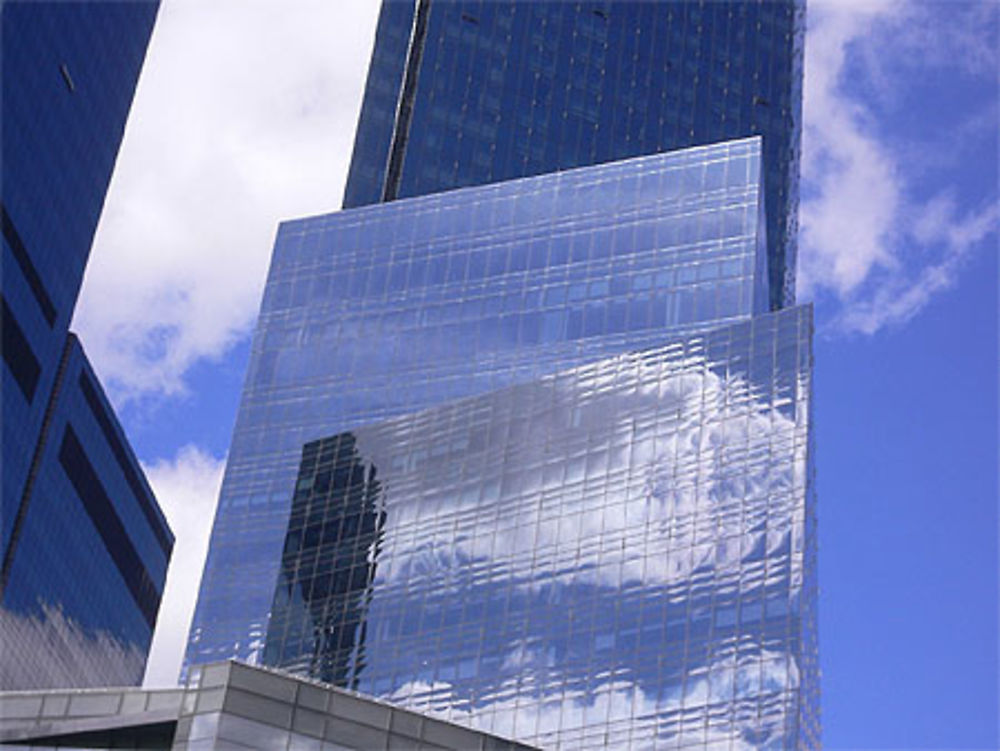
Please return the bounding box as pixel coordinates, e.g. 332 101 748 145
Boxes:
263 306 817 750
344 1 805 309
186 138 770 673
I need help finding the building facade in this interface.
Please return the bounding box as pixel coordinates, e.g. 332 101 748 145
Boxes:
343 0 805 310
186 139 772 672
188 1 817 746
0 660 537 751
1 2 171 688
262 307 817 749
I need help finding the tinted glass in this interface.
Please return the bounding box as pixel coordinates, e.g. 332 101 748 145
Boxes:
264 307 817 749
187 140 770 681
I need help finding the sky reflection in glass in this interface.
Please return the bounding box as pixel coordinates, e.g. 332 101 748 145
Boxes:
186 138 770 676
264 306 817 750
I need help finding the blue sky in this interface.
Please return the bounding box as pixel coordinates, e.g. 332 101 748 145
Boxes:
74 1 997 746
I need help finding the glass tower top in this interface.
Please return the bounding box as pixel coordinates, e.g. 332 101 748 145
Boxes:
188 3 817 742
2 0 159 554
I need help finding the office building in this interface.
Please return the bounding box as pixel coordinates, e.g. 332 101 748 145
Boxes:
1 2 171 688
262 306 817 749
2 1 157 522
343 1 805 310
187 138 771 672
0 660 537 750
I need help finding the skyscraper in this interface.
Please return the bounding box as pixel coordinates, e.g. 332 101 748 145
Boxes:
344 1 804 310
1 2 172 688
188 0 816 746
187 140 818 747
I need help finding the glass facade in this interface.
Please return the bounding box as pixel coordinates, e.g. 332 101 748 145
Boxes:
0 2 171 688
343 0 805 310
263 306 817 750
187 138 772 672
190 0 818 744
1 1 158 533
1 336 173 689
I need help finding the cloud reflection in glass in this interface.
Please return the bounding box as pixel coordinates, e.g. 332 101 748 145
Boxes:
264 306 815 750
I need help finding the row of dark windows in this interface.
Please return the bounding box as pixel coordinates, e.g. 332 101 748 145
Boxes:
2 204 57 327
77 369 173 555
57 424 161 630
0 335 75 592
1 295 41 402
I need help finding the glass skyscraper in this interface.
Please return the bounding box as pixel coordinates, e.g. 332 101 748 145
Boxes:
1 2 172 688
188 0 817 746
343 1 804 310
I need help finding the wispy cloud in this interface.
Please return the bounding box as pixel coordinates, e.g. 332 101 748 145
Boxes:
799 0 998 334
74 0 379 402
142 445 225 687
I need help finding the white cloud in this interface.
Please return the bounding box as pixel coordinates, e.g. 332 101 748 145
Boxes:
73 0 380 402
799 0 998 334
798 0 905 298
141 445 225 687
835 196 999 335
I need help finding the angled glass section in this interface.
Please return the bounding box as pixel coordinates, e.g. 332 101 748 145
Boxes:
186 138 770 673
263 305 817 750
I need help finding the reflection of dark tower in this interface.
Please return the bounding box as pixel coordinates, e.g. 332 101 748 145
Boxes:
263 433 384 688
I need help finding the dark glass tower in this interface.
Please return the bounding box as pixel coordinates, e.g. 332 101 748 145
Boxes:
343 1 804 310
264 433 385 688
1 2 172 688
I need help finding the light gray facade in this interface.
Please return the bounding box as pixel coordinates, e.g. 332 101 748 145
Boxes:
0 660 537 750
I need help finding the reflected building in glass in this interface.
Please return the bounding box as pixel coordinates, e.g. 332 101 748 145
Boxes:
263 307 817 749
344 1 805 309
188 137 772 670
1 2 171 688
266 433 386 688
